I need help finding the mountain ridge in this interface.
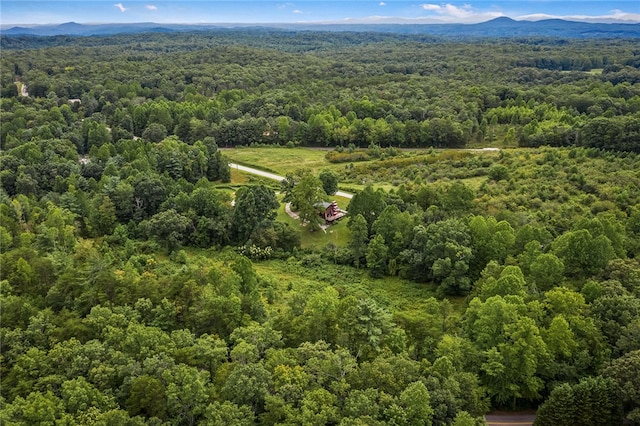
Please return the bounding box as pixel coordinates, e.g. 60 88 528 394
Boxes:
2 18 640 38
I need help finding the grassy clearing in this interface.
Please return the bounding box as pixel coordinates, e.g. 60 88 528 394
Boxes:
179 246 464 319
330 194 352 206
275 201 351 249
229 167 250 184
301 220 350 249
342 182 398 193
223 147 345 175
460 176 488 191
225 146 502 194
254 258 443 313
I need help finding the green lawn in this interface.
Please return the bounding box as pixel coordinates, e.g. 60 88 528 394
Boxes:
223 147 346 175
229 167 250 184
275 200 351 249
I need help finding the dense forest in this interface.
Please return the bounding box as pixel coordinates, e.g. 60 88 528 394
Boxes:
1 30 640 425
2 31 640 152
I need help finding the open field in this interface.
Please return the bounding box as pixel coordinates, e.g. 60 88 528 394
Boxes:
253 258 445 313
224 147 498 193
223 147 344 175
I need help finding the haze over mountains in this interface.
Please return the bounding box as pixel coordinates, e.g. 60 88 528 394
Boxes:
3 17 640 38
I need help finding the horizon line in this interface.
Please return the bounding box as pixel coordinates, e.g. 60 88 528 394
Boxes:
4 16 640 28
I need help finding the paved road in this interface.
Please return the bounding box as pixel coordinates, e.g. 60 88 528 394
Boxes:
485 413 536 426
229 163 353 199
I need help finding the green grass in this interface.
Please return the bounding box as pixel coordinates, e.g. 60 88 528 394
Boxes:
225 146 503 194
175 245 465 320
342 182 398 193
229 167 250 184
253 258 442 313
223 147 345 175
460 176 488 191
275 200 351 249
303 220 350 249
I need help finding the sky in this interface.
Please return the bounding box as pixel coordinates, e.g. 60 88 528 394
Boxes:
1 1 640 26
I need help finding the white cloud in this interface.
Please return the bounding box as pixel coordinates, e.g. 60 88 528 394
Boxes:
380 2 386 6
114 3 127 13
608 9 640 21
419 3 504 23
293 9 303 14
421 3 473 18
145 4 157 11
422 4 442 11
517 9 640 23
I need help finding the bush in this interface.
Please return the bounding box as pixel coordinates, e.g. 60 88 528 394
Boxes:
488 165 510 181
238 244 275 260
325 150 371 163
300 252 324 268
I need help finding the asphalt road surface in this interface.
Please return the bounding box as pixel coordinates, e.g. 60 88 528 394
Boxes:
229 163 353 199
485 413 536 426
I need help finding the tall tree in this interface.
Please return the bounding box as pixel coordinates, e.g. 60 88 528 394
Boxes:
400 381 434 426
348 214 369 268
232 185 279 243
318 169 339 196
553 229 615 277
371 205 414 260
534 377 621 426
366 234 389 278
424 218 474 296
291 172 326 232
86 195 117 237
602 350 640 424
147 209 192 252
347 186 387 234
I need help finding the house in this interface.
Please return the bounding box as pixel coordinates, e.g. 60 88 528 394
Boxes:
316 201 346 224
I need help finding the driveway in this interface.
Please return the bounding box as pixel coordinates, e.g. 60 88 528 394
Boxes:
229 163 353 199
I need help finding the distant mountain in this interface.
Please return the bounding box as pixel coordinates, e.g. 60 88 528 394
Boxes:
277 17 640 38
1 22 193 36
2 18 640 38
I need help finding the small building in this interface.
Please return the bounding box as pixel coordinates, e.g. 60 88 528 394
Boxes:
316 201 346 224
